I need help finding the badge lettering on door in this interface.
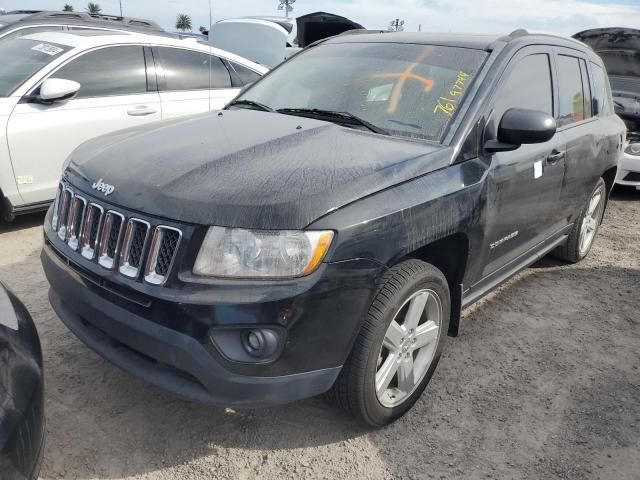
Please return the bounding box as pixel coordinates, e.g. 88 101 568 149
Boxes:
490 231 519 249
534 161 543 179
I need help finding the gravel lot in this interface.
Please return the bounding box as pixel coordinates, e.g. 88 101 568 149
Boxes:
0 187 638 480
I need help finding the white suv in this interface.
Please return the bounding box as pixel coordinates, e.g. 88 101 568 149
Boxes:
0 30 267 221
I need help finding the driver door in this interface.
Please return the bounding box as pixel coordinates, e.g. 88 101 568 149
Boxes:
7 45 161 204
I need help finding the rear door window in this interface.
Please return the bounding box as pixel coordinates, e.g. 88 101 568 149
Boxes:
53 46 147 98
556 55 586 127
579 59 592 119
590 62 611 116
155 47 231 91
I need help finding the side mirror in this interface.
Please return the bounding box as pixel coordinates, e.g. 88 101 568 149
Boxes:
485 108 556 153
38 78 81 103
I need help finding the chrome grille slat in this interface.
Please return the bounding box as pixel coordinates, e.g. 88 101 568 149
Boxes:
119 219 150 279
79 203 104 260
51 184 63 231
51 181 182 285
98 211 125 270
66 195 87 251
144 226 182 286
56 188 73 241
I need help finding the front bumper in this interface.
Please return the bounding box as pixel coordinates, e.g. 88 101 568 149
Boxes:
42 211 384 406
617 152 640 188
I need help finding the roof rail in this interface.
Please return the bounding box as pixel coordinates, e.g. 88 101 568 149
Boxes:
496 28 529 42
16 11 163 31
337 29 389 37
25 11 93 21
5 10 44 14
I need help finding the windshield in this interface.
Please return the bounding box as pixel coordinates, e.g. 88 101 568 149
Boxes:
235 42 487 141
0 38 70 97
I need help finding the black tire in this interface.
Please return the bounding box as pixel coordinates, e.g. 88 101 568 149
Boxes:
329 259 450 427
553 177 607 263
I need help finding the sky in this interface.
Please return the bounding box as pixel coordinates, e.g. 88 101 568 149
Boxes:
1 0 640 36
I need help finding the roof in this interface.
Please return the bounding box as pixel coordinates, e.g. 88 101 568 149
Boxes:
323 30 589 52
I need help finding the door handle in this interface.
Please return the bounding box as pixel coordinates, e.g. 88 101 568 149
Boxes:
127 106 158 116
546 150 565 165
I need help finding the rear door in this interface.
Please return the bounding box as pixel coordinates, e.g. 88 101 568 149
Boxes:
7 45 161 204
480 47 567 278
554 48 622 216
153 46 238 119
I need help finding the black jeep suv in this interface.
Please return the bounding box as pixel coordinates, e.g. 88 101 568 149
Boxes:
41 30 624 426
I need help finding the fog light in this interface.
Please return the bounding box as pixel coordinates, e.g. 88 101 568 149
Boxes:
209 326 284 364
242 329 279 359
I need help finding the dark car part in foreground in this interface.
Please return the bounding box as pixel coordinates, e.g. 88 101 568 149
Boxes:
42 29 624 426
0 284 44 479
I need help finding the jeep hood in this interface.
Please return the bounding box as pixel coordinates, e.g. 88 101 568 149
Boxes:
64 110 450 230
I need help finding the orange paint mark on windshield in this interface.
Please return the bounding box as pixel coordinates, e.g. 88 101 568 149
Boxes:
373 48 435 113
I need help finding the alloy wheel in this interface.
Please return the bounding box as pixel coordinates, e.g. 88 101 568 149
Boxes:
578 184 605 257
375 289 442 408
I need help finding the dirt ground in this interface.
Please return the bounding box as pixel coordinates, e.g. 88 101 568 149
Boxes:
0 187 638 480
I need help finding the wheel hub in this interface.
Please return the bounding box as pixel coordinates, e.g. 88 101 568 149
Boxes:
375 289 442 408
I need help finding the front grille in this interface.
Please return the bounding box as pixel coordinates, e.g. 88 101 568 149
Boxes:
145 226 182 285
51 181 182 285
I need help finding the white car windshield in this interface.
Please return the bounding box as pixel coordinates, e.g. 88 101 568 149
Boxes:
236 42 488 141
0 38 71 97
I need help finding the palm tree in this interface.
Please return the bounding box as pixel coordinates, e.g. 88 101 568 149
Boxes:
278 0 295 18
86 2 101 14
175 13 192 32
63 4 74 11
389 18 405 32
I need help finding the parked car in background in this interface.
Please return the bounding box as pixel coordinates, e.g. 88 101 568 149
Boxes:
574 28 640 189
211 11 365 67
0 283 44 480
0 9 168 43
0 30 267 222
42 30 623 426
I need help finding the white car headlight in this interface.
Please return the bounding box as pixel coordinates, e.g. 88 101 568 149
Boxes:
193 227 334 279
625 142 640 156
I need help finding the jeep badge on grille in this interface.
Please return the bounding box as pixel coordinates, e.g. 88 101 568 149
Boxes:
92 179 115 196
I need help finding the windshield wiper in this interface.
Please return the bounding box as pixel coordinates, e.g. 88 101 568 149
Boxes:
227 99 274 112
276 108 389 135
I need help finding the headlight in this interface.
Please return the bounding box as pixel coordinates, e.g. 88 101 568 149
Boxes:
625 142 640 156
193 227 334 279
